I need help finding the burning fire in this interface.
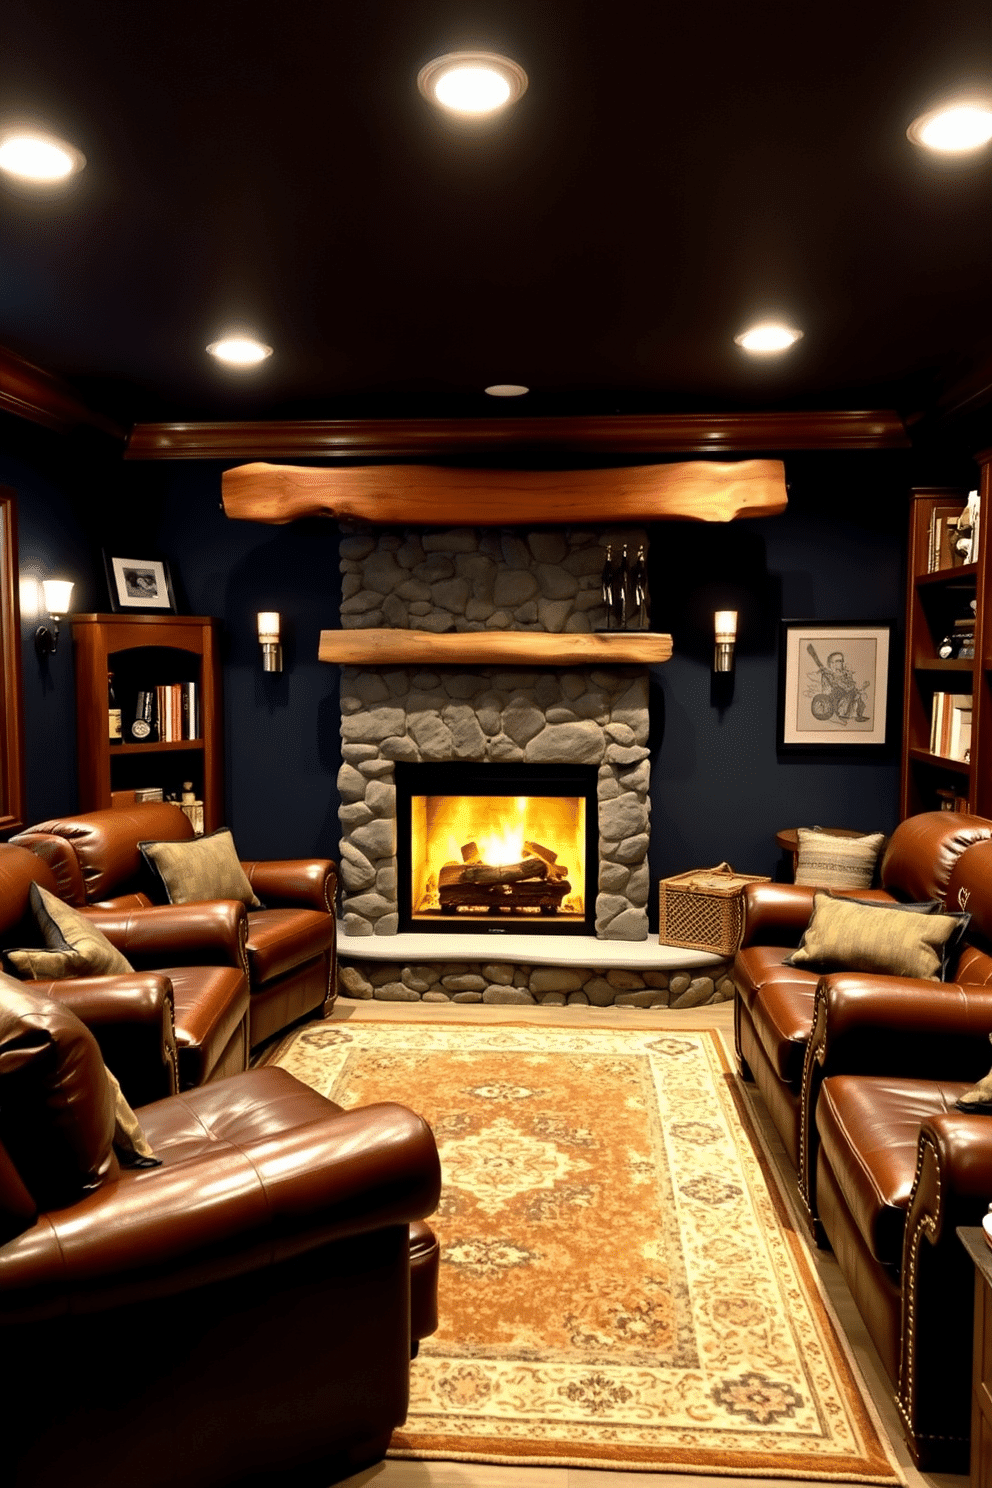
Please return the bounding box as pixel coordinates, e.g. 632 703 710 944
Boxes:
410 793 586 919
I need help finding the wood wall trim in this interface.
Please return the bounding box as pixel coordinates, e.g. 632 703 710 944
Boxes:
319 629 673 667
223 458 788 527
0 344 125 440
127 410 908 460
0 489 26 836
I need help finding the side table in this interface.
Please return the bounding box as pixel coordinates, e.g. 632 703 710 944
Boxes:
960 1225 992 1487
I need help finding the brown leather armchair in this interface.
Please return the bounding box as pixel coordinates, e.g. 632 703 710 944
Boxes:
733 810 992 1214
793 839 992 1469
1 981 442 1488
13 802 337 1050
0 837 249 1096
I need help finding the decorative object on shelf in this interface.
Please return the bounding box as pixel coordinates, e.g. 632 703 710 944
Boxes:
599 543 649 631
34 578 74 657
713 610 737 672
130 689 157 741
107 671 121 744
179 781 204 836
778 620 893 751
257 610 282 671
103 552 176 613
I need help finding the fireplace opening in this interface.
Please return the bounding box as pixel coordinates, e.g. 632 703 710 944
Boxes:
395 761 598 935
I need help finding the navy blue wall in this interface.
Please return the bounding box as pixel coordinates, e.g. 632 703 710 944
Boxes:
6 435 915 909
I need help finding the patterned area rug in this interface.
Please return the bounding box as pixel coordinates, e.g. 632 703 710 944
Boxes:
270 1020 902 1483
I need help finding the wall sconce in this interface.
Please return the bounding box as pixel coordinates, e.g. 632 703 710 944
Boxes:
714 610 738 672
257 611 282 672
35 579 74 657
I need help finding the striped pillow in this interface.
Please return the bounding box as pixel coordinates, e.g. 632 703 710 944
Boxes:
794 828 885 889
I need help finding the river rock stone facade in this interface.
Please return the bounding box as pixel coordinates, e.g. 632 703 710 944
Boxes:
339 663 651 939
339 959 736 1007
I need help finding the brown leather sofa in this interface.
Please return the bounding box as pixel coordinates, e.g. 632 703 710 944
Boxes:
0 839 249 1102
1 978 442 1488
12 802 337 1050
733 810 992 1217
808 837 992 1470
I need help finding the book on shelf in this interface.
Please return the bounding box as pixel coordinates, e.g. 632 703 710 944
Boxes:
152 681 198 742
930 691 973 760
935 787 972 813
134 786 164 803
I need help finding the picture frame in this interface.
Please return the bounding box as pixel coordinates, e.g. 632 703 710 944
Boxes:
104 553 177 613
778 620 894 752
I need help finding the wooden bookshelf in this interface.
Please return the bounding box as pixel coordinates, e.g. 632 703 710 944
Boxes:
71 614 222 831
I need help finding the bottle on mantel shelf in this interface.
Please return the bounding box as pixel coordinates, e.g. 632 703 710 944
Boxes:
108 671 122 745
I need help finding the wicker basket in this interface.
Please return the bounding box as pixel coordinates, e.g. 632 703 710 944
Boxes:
658 861 770 956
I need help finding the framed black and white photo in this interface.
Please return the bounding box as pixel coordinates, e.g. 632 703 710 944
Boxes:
778 620 894 751
104 554 177 613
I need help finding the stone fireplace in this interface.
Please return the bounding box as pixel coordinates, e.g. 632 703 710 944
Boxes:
330 521 734 1008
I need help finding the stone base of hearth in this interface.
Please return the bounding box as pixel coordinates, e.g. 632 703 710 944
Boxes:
337 931 734 1008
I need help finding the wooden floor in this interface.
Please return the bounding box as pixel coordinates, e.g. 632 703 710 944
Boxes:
309 997 969 1488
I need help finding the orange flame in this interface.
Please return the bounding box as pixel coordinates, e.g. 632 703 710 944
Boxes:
409 793 586 920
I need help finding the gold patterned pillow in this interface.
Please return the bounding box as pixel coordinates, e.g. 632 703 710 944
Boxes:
787 892 968 981
794 828 886 889
139 827 261 909
5 883 134 980
103 1064 160 1167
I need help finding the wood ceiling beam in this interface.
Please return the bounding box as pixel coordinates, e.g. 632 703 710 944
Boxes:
127 409 908 460
0 344 125 441
222 458 788 526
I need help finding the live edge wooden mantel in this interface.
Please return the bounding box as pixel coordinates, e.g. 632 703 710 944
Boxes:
222 458 787 527
318 630 673 667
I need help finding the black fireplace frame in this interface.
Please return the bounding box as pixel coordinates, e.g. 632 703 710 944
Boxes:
394 760 598 935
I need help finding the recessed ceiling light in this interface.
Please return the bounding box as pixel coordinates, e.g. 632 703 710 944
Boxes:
206 336 273 367
907 101 992 153
418 51 528 116
0 131 85 182
734 323 803 354
484 383 529 397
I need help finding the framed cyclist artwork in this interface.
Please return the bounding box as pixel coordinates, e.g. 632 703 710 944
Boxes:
778 620 894 752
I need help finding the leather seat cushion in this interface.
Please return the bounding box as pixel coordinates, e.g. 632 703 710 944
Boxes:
163 965 250 1083
750 978 817 1084
247 908 336 986
816 1073 971 1269
140 1065 342 1164
734 945 818 1016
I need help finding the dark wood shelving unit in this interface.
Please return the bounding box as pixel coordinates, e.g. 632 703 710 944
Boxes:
71 613 222 832
901 464 992 818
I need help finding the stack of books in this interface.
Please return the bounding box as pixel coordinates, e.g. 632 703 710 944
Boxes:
930 692 973 761
131 682 199 742
926 491 981 572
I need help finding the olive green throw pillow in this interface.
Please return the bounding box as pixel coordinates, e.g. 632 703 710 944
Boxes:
787 892 968 981
6 883 134 981
139 827 261 909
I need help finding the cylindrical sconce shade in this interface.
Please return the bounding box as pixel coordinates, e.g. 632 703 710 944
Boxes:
42 579 74 615
257 611 283 672
714 610 738 672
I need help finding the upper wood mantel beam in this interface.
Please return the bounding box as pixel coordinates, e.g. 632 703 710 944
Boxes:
222 458 788 527
127 409 908 460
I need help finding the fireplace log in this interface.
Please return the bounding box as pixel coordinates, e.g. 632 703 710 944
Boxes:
460 841 481 863
443 857 549 887
438 879 573 911
524 840 557 865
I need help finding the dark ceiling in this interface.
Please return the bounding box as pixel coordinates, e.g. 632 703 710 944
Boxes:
2 0 992 434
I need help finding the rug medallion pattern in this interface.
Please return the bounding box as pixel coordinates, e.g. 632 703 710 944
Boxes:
272 1022 901 1482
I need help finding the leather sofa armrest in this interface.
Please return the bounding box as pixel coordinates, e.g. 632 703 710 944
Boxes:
83 901 248 972
809 973 992 1079
0 1094 440 1321
241 859 338 913
740 882 898 947
33 973 179 1107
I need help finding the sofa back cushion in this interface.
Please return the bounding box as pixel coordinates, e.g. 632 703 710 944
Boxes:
0 972 118 1211
0 844 61 941
880 811 992 905
13 804 195 905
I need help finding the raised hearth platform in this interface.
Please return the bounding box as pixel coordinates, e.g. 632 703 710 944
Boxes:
337 932 734 1008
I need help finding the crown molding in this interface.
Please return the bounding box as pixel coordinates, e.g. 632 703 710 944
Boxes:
125 410 909 460
0 344 125 440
